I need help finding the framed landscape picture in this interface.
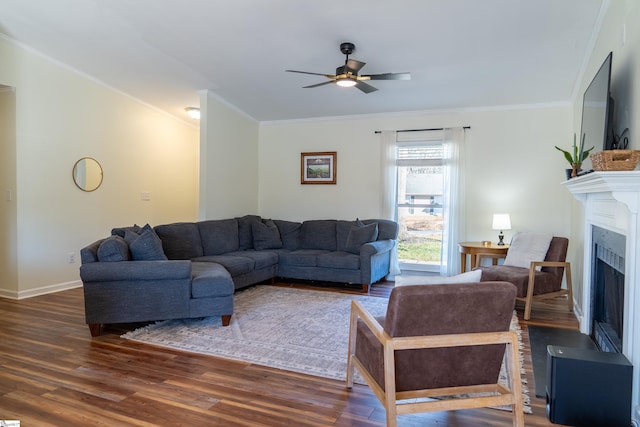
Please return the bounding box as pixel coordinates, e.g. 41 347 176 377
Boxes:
301 151 337 184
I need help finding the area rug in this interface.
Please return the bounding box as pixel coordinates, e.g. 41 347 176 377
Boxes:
123 285 530 413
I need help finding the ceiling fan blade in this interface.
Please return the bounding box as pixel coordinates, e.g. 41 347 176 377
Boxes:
286 70 336 78
303 81 335 89
366 72 411 81
355 81 377 94
345 59 366 73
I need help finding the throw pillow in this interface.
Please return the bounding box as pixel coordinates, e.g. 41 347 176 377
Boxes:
503 232 553 269
111 224 142 238
252 219 283 250
128 228 168 261
97 235 130 262
345 222 379 254
396 269 482 286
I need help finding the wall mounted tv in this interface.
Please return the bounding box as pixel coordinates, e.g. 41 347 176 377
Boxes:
580 52 614 172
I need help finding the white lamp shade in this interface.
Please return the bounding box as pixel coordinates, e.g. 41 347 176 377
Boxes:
492 213 511 230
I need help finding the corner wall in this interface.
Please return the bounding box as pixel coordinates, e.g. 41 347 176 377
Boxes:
199 90 259 220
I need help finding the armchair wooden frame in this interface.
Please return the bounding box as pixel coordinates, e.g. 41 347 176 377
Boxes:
473 257 573 321
346 300 524 427
521 261 573 321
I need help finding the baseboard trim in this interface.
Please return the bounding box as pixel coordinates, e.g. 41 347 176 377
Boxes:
0 280 82 300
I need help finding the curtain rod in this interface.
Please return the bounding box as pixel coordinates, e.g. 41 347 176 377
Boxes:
374 126 470 134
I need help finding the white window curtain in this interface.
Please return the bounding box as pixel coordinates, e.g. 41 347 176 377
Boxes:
380 130 401 277
440 127 466 276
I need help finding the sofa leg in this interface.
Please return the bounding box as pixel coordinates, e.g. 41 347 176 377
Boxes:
361 284 369 294
88 323 101 337
221 315 232 326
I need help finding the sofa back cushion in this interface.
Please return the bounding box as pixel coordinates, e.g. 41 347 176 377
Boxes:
198 219 240 255
300 220 337 250
336 220 356 252
236 215 261 250
154 222 204 260
274 220 302 250
362 218 398 241
252 219 283 250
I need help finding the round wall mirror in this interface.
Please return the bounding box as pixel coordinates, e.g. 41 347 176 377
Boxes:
73 157 103 192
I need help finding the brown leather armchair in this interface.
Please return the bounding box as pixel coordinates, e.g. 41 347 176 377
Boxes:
346 282 524 427
476 236 573 320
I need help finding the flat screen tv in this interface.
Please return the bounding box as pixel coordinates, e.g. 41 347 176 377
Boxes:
579 52 614 171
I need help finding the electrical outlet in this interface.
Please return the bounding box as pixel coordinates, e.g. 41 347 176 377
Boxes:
68 252 76 264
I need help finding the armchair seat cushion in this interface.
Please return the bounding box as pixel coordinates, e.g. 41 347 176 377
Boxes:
479 265 561 297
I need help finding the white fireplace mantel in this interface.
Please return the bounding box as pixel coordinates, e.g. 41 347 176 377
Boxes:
563 170 640 422
564 171 640 212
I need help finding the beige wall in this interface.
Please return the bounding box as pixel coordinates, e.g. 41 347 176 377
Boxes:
0 86 17 295
0 36 199 298
259 106 572 243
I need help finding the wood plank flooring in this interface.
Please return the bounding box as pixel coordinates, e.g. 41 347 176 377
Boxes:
0 279 578 426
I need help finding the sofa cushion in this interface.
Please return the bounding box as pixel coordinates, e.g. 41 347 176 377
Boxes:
336 220 356 252
363 218 398 240
252 219 283 250
317 251 360 270
111 224 142 238
97 236 130 262
345 221 379 254
300 220 336 250
192 255 255 276
154 222 204 260
190 262 235 298
226 250 279 270
278 249 330 267
274 220 302 250
237 215 261 250
198 219 240 255
128 228 168 261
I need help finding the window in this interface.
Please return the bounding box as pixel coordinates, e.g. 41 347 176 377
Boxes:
395 133 445 272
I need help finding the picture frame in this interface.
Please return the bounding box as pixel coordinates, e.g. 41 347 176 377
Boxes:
301 151 337 185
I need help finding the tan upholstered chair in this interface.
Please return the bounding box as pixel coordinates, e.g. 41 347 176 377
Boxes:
476 236 573 320
346 282 524 427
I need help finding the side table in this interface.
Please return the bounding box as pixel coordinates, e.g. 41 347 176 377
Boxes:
458 242 510 273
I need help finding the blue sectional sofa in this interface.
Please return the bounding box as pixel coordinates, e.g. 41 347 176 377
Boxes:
80 216 398 336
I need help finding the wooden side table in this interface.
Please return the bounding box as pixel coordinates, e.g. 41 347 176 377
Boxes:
458 242 510 273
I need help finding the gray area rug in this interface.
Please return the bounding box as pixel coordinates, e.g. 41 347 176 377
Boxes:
123 285 530 412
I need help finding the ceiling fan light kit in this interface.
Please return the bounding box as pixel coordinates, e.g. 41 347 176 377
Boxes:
286 42 410 93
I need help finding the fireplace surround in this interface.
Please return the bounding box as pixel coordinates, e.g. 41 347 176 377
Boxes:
564 171 640 423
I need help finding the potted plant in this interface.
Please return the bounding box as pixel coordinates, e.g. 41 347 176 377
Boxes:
555 133 594 178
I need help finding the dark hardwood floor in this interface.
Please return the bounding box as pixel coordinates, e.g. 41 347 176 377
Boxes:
0 279 578 426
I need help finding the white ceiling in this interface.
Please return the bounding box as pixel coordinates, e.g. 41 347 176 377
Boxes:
0 0 604 122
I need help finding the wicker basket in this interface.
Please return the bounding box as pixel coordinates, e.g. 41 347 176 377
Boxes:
590 150 640 171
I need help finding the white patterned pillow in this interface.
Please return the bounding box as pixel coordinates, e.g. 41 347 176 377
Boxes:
397 269 482 286
504 232 553 269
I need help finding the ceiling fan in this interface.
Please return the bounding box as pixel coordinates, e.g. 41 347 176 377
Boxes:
286 42 411 93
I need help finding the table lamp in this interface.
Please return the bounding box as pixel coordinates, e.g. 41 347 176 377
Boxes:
492 213 511 246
